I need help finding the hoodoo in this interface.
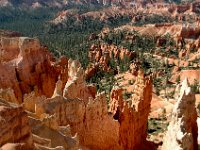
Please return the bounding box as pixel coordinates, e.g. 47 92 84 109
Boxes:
162 78 198 150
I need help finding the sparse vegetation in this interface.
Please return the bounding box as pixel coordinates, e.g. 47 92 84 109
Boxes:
0 6 131 68
191 80 200 94
133 14 174 26
123 92 132 100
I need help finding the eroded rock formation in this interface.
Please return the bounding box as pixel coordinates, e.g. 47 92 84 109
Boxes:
0 36 68 103
30 59 119 149
33 66 153 150
0 57 153 149
109 70 152 149
0 98 79 150
0 99 33 149
162 78 198 150
89 44 135 65
86 43 135 79
0 35 153 149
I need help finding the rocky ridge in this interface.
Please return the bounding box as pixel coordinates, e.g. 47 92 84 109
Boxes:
51 1 200 27
85 43 135 79
0 36 68 103
0 35 153 149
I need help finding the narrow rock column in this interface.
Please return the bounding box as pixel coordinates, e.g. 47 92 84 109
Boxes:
162 78 198 150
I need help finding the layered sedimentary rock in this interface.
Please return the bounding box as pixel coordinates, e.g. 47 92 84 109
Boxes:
109 70 152 149
23 59 152 149
29 116 79 150
51 0 200 32
0 88 18 104
0 35 153 149
0 97 80 150
31 59 119 149
63 59 96 101
116 23 200 43
0 36 68 103
171 70 200 85
89 44 135 64
86 44 135 79
162 78 198 150
0 99 33 149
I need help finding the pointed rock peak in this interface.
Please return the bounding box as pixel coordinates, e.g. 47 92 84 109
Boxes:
52 78 63 98
68 59 84 81
162 77 198 150
180 77 191 97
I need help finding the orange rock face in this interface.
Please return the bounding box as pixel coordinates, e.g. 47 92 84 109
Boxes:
30 60 120 149
0 100 33 149
3 54 151 150
0 34 159 150
86 44 135 78
0 92 79 150
109 70 152 149
91 44 135 63
0 37 68 103
171 70 200 85
63 59 96 102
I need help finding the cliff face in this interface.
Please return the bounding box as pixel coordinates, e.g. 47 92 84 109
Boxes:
119 23 200 42
63 59 96 101
0 92 79 150
32 60 120 149
0 37 68 103
0 35 154 149
0 99 79 150
162 78 198 150
0 100 33 149
109 70 152 149
89 44 135 64
86 44 135 79
17 58 152 149
170 70 200 85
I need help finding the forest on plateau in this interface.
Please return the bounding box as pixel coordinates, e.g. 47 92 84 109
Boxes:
0 2 199 100
0 5 131 68
0 1 200 149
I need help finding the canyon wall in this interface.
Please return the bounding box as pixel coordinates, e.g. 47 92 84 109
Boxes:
109 70 152 149
32 59 119 149
0 99 33 149
0 37 68 103
0 36 153 149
